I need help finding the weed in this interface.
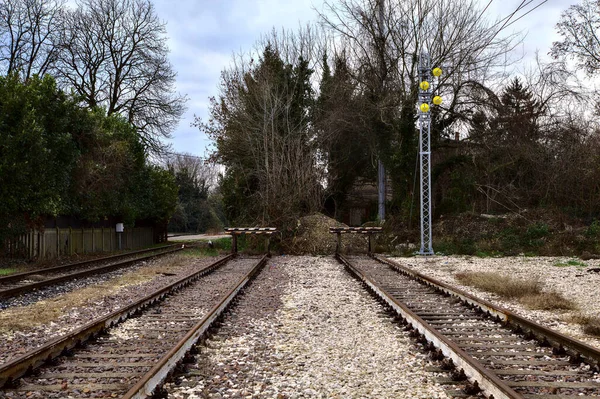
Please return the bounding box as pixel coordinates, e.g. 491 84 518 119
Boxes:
585 220 600 238
0 268 16 276
500 228 521 255
475 250 503 258
554 259 586 267
568 259 586 266
455 271 576 311
433 241 458 256
455 272 541 299
182 237 235 257
520 292 578 311
525 223 550 240
567 314 600 337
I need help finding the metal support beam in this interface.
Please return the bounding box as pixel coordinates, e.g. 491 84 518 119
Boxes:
377 0 386 223
418 52 434 256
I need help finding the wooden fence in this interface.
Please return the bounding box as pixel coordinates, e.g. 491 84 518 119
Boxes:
4 227 154 259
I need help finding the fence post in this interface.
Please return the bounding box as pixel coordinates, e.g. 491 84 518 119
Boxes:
40 230 44 259
101 227 105 252
69 227 73 255
92 226 95 252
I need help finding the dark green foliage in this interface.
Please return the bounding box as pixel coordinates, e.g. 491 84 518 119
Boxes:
167 165 224 233
585 220 600 238
433 155 475 215
0 74 178 248
316 55 372 217
0 74 79 220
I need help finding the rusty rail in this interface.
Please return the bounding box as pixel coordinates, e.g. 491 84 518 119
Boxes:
0 244 180 285
121 254 269 399
374 254 600 367
0 245 183 299
0 254 234 388
337 253 523 399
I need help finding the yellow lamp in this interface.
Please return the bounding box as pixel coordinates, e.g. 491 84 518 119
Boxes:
433 96 442 105
420 103 430 113
419 81 430 90
432 67 442 77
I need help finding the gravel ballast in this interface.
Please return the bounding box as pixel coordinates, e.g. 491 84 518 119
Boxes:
393 255 600 348
167 256 449 399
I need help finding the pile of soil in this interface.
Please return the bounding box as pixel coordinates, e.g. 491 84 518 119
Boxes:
286 214 370 255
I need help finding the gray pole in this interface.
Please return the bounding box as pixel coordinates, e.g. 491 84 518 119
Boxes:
377 0 386 223
418 52 434 255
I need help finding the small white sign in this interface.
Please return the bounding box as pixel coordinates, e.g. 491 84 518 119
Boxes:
116 223 124 233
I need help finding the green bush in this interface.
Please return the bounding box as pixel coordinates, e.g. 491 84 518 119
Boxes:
500 228 521 255
525 223 549 240
586 220 600 238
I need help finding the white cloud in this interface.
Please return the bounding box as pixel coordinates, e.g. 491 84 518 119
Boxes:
153 0 579 157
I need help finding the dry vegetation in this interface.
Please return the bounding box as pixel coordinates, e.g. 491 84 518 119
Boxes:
287 214 368 255
567 314 600 337
0 254 188 331
455 271 578 311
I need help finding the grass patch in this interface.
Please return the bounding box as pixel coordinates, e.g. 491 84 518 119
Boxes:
475 250 503 258
554 259 587 267
182 237 234 257
183 247 220 257
0 268 17 276
455 271 577 311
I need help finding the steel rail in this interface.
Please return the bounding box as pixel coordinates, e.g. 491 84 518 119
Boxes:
0 244 180 285
337 253 524 399
374 254 600 367
0 254 235 388
121 254 269 399
0 245 183 299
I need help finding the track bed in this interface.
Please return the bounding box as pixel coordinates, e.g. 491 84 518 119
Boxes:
1 256 263 399
344 255 600 398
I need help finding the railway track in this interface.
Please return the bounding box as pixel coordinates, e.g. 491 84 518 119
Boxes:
0 254 267 398
339 254 600 399
0 244 183 302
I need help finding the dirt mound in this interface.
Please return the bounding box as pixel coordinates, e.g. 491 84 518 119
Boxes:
286 214 369 255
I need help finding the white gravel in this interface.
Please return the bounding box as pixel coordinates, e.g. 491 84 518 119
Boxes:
170 256 450 399
392 255 600 349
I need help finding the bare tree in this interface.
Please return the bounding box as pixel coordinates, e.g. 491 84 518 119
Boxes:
163 152 220 193
551 0 600 75
318 0 523 134
55 0 186 153
200 32 325 227
0 0 64 80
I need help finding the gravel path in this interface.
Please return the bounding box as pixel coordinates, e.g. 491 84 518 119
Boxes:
392 255 600 348
0 255 219 365
167 256 449 399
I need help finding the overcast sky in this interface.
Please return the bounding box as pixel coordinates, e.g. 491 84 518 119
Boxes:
153 0 580 158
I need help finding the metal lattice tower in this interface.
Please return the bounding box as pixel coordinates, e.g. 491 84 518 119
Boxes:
418 52 434 255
